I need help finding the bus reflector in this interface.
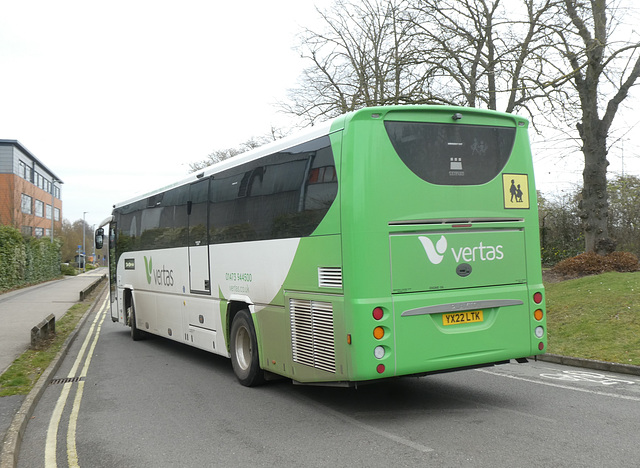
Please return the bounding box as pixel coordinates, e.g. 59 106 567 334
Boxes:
373 326 384 340
347 334 352 345
538 342 545 351
376 364 385 374
533 292 543 304
534 309 544 321
372 307 384 320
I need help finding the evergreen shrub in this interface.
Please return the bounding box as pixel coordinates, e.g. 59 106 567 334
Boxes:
0 225 62 292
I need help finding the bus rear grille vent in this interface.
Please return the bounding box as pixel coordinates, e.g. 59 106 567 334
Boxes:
318 267 342 289
290 299 336 373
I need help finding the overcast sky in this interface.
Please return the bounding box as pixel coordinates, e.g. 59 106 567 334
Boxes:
0 0 330 228
1 1 639 229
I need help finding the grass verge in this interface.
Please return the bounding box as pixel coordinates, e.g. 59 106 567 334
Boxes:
545 271 640 366
0 301 90 397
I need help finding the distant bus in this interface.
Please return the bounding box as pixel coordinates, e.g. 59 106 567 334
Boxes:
95 105 546 387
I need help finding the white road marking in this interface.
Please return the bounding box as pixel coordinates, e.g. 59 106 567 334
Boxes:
44 297 108 468
476 368 640 402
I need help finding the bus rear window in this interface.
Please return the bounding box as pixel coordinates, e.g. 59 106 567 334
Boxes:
384 121 516 185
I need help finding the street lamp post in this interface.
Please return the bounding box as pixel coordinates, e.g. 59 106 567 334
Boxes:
83 211 87 273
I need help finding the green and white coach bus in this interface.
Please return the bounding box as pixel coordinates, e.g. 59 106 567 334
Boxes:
95 105 546 387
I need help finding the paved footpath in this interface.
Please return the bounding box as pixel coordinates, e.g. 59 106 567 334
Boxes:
0 269 106 457
0 269 107 376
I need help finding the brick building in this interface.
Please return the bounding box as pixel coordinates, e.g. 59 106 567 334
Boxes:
0 140 63 237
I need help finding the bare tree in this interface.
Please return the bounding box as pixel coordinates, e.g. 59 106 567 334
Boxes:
285 0 556 123
408 0 556 116
189 148 244 173
282 0 441 124
544 0 640 254
189 128 288 173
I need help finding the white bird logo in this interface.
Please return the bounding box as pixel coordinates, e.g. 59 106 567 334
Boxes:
418 235 447 264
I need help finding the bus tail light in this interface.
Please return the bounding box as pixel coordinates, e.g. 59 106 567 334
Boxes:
372 307 384 320
533 292 543 304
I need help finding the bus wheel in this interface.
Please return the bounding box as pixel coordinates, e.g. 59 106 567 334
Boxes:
129 303 144 341
230 309 265 387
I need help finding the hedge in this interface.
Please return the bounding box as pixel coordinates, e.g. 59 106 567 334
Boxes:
0 225 62 292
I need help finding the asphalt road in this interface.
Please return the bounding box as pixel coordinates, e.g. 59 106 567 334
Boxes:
15 292 640 468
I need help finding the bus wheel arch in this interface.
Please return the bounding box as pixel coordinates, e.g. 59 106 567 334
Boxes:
226 300 255 351
124 289 145 341
229 307 265 387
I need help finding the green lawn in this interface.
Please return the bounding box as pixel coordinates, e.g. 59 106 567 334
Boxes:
545 271 640 366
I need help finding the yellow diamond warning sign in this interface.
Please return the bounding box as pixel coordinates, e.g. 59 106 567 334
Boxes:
503 174 530 209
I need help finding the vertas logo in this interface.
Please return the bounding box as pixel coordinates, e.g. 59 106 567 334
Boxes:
144 256 174 286
419 235 504 265
418 236 448 264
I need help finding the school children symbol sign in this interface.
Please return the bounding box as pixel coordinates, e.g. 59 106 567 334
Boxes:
502 174 530 209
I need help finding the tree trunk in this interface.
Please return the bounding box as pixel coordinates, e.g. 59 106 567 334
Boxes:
579 121 612 254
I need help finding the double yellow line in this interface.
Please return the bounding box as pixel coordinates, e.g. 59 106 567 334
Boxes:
44 296 108 468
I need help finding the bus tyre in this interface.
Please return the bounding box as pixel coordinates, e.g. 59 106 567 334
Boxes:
230 309 265 387
129 303 144 341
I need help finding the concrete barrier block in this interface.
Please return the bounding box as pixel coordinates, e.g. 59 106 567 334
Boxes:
30 314 55 349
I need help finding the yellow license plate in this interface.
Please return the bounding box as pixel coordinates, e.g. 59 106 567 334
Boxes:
442 310 484 326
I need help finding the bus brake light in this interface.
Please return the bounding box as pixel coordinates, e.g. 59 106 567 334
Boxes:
533 292 543 304
372 307 384 320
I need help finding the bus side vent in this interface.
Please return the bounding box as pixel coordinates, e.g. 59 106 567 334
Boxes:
290 299 336 374
318 267 343 289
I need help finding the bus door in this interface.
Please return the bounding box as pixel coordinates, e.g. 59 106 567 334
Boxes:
188 178 211 294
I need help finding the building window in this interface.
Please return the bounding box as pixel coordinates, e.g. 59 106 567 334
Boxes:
35 227 44 237
35 200 44 217
54 207 60 221
21 226 32 236
45 228 51 237
46 204 52 220
21 194 32 214
18 161 33 182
